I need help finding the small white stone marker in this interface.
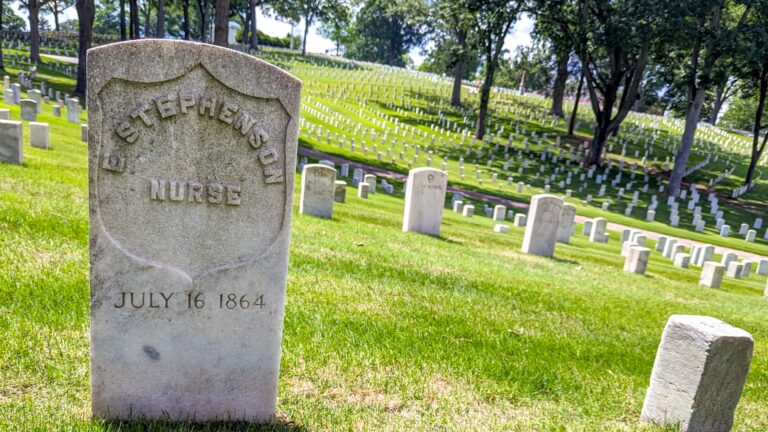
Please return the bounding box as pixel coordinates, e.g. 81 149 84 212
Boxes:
493 224 509 233
521 194 563 257
746 230 756 242
699 262 725 288
656 236 667 252
81 124 88 142
583 219 593 236
334 180 346 203
402 168 447 236
758 259 768 276
726 261 744 279
513 213 526 227
453 200 463 213
641 315 753 432
0 108 8 119
673 253 690 269
556 203 576 244
720 225 730 237
624 246 650 275
0 119 23 164
589 217 608 243
492 204 506 222
357 182 369 198
20 99 37 121
462 204 474 217
29 122 49 149
364 174 377 193
300 164 336 218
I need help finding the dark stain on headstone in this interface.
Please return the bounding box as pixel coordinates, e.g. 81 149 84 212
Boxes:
143 345 160 361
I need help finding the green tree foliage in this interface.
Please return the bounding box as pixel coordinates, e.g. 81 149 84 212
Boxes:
721 93 762 131
494 43 551 93
535 0 668 166
3 6 27 32
345 0 429 67
317 0 352 55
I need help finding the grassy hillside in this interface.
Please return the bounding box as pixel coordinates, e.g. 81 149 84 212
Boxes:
1 86 768 430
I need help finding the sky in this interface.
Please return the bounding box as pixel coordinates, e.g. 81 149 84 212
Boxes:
16 3 535 68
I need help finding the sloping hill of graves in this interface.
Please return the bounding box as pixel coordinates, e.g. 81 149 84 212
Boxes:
255 49 768 258
1 90 768 430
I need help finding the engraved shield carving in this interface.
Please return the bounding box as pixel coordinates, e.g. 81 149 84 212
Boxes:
95 65 289 278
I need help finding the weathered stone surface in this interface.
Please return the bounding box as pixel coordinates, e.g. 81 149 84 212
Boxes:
300 164 336 218
402 168 447 236
357 182 369 198
88 40 301 422
589 217 607 243
462 204 474 217
492 204 506 222
656 236 667 252
20 99 37 121
334 180 346 203
29 122 49 149
556 203 576 244
624 246 650 275
673 253 690 269
726 261 744 279
364 174 377 193
0 119 22 164
641 315 753 432
452 200 463 213
521 194 563 257
699 262 725 288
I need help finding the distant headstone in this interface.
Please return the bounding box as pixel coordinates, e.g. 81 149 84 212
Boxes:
52 104 61 117
87 40 301 422
462 204 475 217
357 182 369 198
0 108 9 120
556 203 576 244
300 164 336 218
29 122 49 149
20 99 37 121
641 315 752 431
81 124 89 142
521 194 563 257
699 262 725 288
673 253 690 268
726 261 744 279
364 174 377 193
493 224 509 233
402 168 447 236
589 217 608 243
0 120 23 164
656 236 667 252
624 246 650 275
492 204 506 222
334 180 346 203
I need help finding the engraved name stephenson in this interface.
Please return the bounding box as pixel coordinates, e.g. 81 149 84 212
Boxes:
105 91 284 185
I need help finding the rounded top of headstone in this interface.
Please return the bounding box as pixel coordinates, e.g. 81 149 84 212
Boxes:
531 193 563 204
334 180 347 185
666 315 753 342
409 166 447 175
87 40 301 117
302 163 336 174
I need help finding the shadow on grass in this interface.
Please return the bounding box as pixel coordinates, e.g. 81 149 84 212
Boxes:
100 418 308 432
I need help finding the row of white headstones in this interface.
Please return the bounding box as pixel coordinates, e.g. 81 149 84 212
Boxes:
299 162 758 431
0 79 85 165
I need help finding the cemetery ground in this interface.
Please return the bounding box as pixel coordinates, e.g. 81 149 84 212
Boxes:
2 101 768 430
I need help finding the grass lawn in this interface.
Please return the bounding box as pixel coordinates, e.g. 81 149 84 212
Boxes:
1 101 767 431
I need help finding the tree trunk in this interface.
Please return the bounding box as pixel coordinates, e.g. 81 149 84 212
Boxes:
550 50 569 117
120 0 127 40
474 51 495 140
75 0 94 97
301 14 310 56
746 72 768 186
130 0 139 39
28 1 41 62
198 0 208 42
156 0 165 37
0 0 5 70
213 0 230 46
143 5 151 37
53 8 60 32
709 82 726 125
568 73 583 136
249 0 258 50
451 61 463 107
586 124 610 167
668 87 706 197
182 0 190 39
